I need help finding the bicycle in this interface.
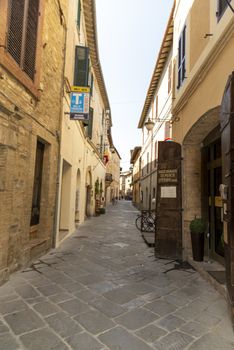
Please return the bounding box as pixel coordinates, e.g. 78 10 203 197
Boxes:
135 210 156 233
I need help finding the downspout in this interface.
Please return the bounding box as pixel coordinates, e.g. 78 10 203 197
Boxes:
52 1 68 248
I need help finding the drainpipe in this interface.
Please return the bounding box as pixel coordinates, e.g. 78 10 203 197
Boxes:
52 1 68 248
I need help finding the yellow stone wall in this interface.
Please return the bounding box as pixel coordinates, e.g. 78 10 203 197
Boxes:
0 0 68 282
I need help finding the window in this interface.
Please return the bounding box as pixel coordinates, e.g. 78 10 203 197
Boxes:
31 140 44 226
217 0 231 19
154 141 157 167
7 0 40 80
89 72 94 96
168 61 172 94
155 95 158 119
177 26 186 89
87 107 93 139
74 46 89 86
77 0 81 29
99 135 103 155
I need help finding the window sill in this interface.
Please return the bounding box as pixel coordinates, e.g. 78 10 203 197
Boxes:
0 49 40 100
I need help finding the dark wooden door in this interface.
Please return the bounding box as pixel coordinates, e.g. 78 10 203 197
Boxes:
220 72 234 320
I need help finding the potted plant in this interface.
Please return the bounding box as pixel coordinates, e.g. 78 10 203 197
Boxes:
190 217 206 262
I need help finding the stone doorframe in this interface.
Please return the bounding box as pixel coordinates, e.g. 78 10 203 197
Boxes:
182 106 220 259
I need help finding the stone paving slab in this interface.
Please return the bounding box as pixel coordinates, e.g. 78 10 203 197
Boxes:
98 326 155 350
0 201 233 349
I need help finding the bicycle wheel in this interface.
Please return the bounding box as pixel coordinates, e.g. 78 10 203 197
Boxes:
135 216 142 231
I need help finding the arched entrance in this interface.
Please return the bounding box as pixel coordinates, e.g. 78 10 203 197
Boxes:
85 169 92 217
75 169 81 225
182 106 221 260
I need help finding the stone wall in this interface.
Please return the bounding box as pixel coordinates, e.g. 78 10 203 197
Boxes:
0 0 68 284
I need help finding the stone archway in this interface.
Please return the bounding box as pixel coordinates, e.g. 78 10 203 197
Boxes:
182 106 220 258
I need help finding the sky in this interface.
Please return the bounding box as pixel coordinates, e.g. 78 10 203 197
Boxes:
95 0 174 171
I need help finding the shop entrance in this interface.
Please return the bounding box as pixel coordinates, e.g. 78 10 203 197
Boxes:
203 129 224 263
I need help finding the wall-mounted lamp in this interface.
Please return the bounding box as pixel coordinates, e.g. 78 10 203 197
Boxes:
144 118 155 131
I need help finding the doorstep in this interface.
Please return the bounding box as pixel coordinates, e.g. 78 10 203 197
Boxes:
187 256 226 298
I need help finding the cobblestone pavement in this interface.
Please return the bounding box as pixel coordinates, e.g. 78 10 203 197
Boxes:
0 201 234 350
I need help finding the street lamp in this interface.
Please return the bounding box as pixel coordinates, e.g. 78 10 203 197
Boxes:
144 118 155 210
145 118 155 132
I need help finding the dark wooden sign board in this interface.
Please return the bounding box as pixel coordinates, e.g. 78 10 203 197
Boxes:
155 141 182 259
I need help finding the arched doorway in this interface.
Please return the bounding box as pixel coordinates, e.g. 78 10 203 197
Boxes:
75 169 81 225
182 106 221 261
59 159 72 241
85 169 92 217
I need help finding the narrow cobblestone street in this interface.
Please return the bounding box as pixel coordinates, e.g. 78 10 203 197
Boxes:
0 201 234 350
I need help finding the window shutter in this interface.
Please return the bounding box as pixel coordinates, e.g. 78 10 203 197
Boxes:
177 37 182 88
87 107 93 139
77 0 81 28
182 26 186 81
155 95 158 119
168 61 172 93
177 25 186 89
24 0 39 80
74 46 89 86
217 0 230 18
89 73 94 96
7 0 39 81
7 0 25 66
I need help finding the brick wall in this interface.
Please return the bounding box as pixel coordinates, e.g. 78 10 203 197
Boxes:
0 0 68 284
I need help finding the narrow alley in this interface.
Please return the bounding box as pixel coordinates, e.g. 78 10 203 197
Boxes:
0 201 233 350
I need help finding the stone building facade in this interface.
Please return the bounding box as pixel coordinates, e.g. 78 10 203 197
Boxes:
137 5 174 211
171 0 234 317
130 146 142 209
0 0 68 283
54 0 116 244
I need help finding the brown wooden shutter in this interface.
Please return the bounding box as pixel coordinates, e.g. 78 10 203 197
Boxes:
7 0 39 81
7 0 25 66
24 0 39 80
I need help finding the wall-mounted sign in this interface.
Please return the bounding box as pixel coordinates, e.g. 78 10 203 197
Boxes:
161 186 177 198
70 86 90 120
158 169 178 184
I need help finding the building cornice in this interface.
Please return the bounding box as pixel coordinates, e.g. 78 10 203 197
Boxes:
138 1 175 129
130 146 142 164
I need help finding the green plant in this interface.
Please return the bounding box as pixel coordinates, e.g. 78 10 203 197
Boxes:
189 217 206 234
99 207 106 214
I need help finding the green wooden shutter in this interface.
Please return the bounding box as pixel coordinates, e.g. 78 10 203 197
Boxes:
74 46 89 86
87 108 93 139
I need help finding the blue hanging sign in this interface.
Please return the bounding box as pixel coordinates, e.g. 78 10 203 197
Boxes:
70 86 90 120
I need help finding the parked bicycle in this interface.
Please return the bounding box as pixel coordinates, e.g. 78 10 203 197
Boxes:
135 210 156 233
